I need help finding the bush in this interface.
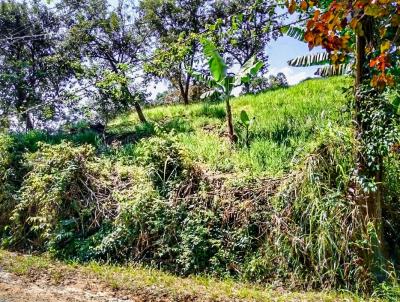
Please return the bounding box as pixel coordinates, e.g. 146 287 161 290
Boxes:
112 134 192 195
0 134 17 235
248 72 289 95
2 124 398 293
9 141 131 251
383 153 400 261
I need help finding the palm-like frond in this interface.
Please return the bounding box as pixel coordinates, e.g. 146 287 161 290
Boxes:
288 52 330 67
190 70 216 86
285 25 354 78
200 89 219 100
285 26 305 41
315 63 353 77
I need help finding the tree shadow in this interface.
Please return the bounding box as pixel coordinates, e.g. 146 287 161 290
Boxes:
105 122 156 145
11 129 103 152
107 117 193 145
160 117 194 133
196 104 226 120
243 118 315 147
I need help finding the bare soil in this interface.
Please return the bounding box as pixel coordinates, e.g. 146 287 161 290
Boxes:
0 251 361 302
0 268 140 302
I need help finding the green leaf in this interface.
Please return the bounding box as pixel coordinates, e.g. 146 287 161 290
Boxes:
109 12 120 30
201 39 227 82
364 5 382 17
234 56 263 85
221 76 234 96
392 95 400 115
285 26 305 41
189 70 216 86
200 89 218 100
315 63 352 77
288 52 331 67
240 110 250 126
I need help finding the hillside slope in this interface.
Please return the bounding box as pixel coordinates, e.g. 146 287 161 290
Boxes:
1 76 388 294
110 77 352 175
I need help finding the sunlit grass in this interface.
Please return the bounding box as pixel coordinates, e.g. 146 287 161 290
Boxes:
109 77 352 176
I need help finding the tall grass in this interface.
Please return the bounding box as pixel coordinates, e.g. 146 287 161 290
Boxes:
109 77 352 176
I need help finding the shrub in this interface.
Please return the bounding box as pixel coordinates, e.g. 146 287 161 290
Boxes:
248 73 289 95
3 124 396 293
0 134 17 235
382 153 400 261
116 134 192 195
9 142 123 251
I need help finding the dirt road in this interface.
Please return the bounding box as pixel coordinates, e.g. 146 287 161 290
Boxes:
0 269 135 302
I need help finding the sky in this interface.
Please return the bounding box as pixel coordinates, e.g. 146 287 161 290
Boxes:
266 36 322 85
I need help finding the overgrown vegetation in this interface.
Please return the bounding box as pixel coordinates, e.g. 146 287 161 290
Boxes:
111 77 350 175
0 78 399 300
1 0 400 299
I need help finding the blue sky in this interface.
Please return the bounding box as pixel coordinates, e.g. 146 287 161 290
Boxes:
267 36 321 85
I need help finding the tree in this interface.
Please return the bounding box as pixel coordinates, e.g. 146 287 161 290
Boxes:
289 0 399 88
193 39 263 142
63 0 148 123
139 0 212 105
210 0 282 84
0 0 73 131
154 91 168 105
247 76 270 94
248 72 288 94
286 27 353 77
271 72 289 88
286 0 400 245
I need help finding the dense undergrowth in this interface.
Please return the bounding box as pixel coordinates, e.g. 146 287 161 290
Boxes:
1 77 400 298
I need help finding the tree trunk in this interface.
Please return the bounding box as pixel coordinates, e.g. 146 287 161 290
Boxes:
121 84 147 123
225 98 236 143
177 77 190 105
23 112 34 131
355 35 366 91
133 100 147 123
109 61 147 124
182 90 189 105
355 17 383 242
184 74 191 105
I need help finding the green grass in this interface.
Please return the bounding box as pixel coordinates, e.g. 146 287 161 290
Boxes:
0 249 369 301
109 77 352 176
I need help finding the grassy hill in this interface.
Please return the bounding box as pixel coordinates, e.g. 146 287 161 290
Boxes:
110 77 352 175
2 76 398 299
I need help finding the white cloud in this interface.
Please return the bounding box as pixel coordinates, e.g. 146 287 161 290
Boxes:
268 66 318 86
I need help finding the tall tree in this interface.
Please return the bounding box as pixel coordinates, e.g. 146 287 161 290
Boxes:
139 0 212 105
0 0 72 130
211 0 281 71
286 0 400 245
62 0 148 123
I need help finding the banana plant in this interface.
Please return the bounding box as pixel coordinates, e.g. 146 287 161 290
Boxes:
238 110 255 148
284 26 354 77
191 39 263 143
